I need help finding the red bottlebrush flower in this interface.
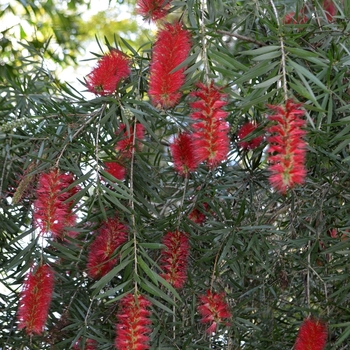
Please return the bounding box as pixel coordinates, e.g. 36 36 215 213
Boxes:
149 22 192 109
115 293 152 350
160 230 190 289
104 160 126 181
283 11 308 24
294 318 327 350
323 0 337 22
170 132 199 176
73 338 98 350
136 0 171 22
115 123 145 158
237 122 264 150
267 100 307 194
197 290 231 334
188 203 208 225
33 169 78 238
86 50 130 96
87 217 128 279
17 264 54 335
190 82 230 168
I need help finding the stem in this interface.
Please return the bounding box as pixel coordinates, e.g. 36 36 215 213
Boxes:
130 120 138 293
200 0 210 83
217 30 266 47
269 0 288 100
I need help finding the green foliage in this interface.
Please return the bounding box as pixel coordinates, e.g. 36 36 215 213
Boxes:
2 0 350 349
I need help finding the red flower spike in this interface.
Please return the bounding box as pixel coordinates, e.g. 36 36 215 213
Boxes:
294 318 327 350
136 0 171 22
33 169 79 238
237 122 264 150
104 160 126 181
323 0 337 22
86 50 130 96
197 290 231 334
170 132 199 176
115 123 145 158
283 11 308 24
17 264 54 335
188 203 209 225
149 22 192 109
160 230 190 289
267 100 307 194
87 217 128 279
190 82 230 168
115 293 152 350
73 338 98 350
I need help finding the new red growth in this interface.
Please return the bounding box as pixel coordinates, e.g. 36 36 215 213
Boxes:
160 230 190 288
86 50 130 95
197 290 231 334
17 264 54 335
136 0 171 22
294 318 327 350
115 294 152 350
149 22 191 108
87 217 128 279
267 100 307 194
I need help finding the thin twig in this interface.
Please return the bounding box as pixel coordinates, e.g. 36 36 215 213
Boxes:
217 30 267 47
269 0 288 100
200 0 210 83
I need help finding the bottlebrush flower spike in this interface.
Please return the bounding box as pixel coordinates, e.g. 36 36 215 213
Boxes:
197 290 231 334
115 293 152 350
149 22 191 109
267 100 307 194
115 123 145 158
73 338 98 350
170 132 199 176
160 230 190 288
323 0 337 22
294 318 327 350
190 82 230 168
188 203 209 225
104 160 126 181
86 50 130 95
237 122 264 150
136 0 171 22
17 264 54 335
33 169 78 238
87 217 128 279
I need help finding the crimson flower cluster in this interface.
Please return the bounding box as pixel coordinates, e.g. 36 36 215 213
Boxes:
160 230 190 289
149 22 192 109
294 318 327 350
170 132 198 176
17 264 54 335
237 121 264 150
170 82 229 173
136 0 171 22
197 290 231 334
323 0 337 22
87 217 128 279
267 100 307 194
115 293 152 350
33 169 79 239
190 82 230 168
73 338 98 350
86 50 130 95
105 123 145 181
